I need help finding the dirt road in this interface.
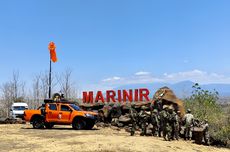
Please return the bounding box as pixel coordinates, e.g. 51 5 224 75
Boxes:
0 124 229 152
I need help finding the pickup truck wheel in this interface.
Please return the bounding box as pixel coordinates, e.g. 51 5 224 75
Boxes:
32 117 44 129
85 119 95 130
72 118 86 130
45 123 54 129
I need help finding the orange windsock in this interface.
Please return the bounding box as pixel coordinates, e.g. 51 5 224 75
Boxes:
48 42 58 62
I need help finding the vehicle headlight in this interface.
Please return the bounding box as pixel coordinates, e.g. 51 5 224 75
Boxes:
85 113 93 117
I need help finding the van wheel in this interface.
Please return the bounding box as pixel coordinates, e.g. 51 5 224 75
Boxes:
72 117 86 130
32 117 44 129
45 123 54 129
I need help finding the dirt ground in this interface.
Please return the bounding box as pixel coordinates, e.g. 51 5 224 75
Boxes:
0 124 229 152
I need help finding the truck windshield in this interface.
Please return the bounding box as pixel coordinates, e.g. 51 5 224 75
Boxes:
70 104 82 111
13 106 27 110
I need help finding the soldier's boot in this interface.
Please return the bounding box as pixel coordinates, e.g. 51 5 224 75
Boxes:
184 129 188 140
171 133 175 140
140 127 145 136
164 132 170 141
140 122 146 136
158 129 162 137
131 130 135 136
204 137 210 146
152 128 156 136
144 127 147 136
170 126 175 140
163 129 166 140
168 132 172 141
175 131 179 140
163 131 169 141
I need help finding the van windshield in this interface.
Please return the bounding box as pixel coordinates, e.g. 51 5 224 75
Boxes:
13 106 27 110
70 104 82 111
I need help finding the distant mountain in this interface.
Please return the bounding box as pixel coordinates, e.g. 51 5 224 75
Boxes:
115 81 230 98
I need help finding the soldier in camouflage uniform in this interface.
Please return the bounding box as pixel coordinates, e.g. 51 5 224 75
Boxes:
158 108 164 137
110 104 122 126
150 109 160 136
98 109 105 122
203 119 210 145
167 106 175 140
139 106 149 136
129 104 138 136
174 111 181 140
160 105 171 140
183 109 194 140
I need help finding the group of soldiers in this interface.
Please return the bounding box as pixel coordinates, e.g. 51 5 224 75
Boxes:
129 104 181 141
129 103 210 144
96 100 210 145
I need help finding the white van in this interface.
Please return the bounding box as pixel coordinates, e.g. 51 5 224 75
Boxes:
10 103 28 119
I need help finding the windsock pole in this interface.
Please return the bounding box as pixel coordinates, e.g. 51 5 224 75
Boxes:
48 59 52 99
48 41 57 99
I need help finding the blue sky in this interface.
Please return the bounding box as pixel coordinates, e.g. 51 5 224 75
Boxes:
0 0 230 91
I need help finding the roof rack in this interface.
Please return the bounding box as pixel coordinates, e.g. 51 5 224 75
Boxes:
44 99 76 104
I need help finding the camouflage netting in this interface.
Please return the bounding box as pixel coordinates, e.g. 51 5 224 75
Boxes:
154 87 185 116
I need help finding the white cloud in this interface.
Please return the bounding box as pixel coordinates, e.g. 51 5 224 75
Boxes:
135 71 150 76
79 69 230 92
164 69 205 81
101 72 163 85
101 70 230 86
102 76 122 82
163 70 230 84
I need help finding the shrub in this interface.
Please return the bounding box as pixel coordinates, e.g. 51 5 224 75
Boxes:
185 83 230 146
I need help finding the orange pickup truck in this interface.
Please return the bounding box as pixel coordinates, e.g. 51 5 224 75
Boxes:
24 101 97 130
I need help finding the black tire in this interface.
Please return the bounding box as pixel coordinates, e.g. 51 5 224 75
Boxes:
72 117 86 130
45 123 54 129
32 117 45 129
85 119 95 130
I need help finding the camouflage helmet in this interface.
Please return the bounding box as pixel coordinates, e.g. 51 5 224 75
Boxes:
168 105 174 111
187 109 191 113
153 109 158 113
131 104 136 108
109 102 115 107
141 106 148 110
163 105 169 109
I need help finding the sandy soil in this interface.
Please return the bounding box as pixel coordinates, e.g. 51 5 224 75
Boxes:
0 124 229 152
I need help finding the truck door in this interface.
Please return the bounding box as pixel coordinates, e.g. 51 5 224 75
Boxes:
46 103 59 122
59 105 72 123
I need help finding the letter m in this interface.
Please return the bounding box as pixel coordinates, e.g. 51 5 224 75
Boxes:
83 91 94 103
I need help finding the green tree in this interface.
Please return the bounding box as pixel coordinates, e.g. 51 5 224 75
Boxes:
185 83 221 121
